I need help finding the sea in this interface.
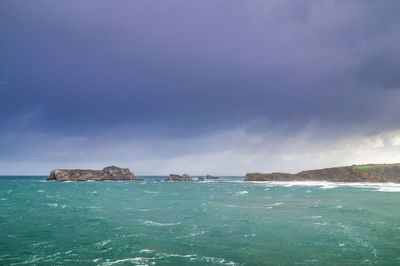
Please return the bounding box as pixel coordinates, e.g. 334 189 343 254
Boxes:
1 176 400 265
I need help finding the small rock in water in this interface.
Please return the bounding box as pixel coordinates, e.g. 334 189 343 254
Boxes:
164 174 193 181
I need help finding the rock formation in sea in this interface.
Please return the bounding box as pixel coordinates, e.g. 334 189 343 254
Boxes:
245 164 400 182
164 174 193 181
197 176 205 180
47 166 141 181
205 175 220 179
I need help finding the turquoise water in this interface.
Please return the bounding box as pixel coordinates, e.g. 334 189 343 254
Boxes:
1 177 400 265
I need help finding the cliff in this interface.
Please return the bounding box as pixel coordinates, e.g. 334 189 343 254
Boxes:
245 163 400 183
47 166 140 181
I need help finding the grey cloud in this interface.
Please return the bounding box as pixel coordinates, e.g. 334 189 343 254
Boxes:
1 1 400 173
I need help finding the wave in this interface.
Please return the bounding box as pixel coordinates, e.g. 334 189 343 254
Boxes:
234 191 248 196
313 222 328 226
175 230 206 239
265 202 284 209
139 249 154 253
143 190 158 194
144 220 181 226
376 186 400 192
102 257 150 265
303 216 322 219
150 251 238 265
190 255 238 265
32 241 50 247
242 181 400 192
96 240 111 247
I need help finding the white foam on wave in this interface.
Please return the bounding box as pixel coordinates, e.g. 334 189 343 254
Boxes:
189 255 238 265
144 220 181 226
234 191 248 196
32 241 50 247
200 180 218 183
137 249 237 265
264 202 284 209
96 240 111 247
139 249 154 254
376 186 400 192
143 190 158 194
156 252 196 259
313 222 328 226
175 230 206 239
102 257 152 265
246 181 400 192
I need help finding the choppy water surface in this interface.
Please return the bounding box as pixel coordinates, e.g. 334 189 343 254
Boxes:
1 176 400 265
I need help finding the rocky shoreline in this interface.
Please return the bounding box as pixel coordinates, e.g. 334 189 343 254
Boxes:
245 164 400 183
47 163 400 183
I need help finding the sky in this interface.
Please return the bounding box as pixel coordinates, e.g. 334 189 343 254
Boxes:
1 1 400 175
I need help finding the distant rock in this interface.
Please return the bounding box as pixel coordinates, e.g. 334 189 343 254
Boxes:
197 176 205 180
245 163 400 182
164 174 193 181
205 175 220 179
47 166 141 181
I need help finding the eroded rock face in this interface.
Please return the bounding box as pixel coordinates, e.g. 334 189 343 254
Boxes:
164 174 193 181
245 164 400 183
244 172 294 181
47 166 139 181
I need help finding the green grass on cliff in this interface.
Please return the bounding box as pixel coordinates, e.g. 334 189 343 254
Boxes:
353 163 400 171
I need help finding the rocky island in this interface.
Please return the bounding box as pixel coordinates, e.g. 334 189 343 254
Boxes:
164 174 193 181
205 175 220 180
47 166 141 181
245 163 400 183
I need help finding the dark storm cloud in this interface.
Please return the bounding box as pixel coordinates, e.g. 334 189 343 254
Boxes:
1 1 400 133
1 1 400 173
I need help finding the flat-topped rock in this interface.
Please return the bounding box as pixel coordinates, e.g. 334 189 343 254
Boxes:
205 175 220 179
47 166 140 181
164 174 193 181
